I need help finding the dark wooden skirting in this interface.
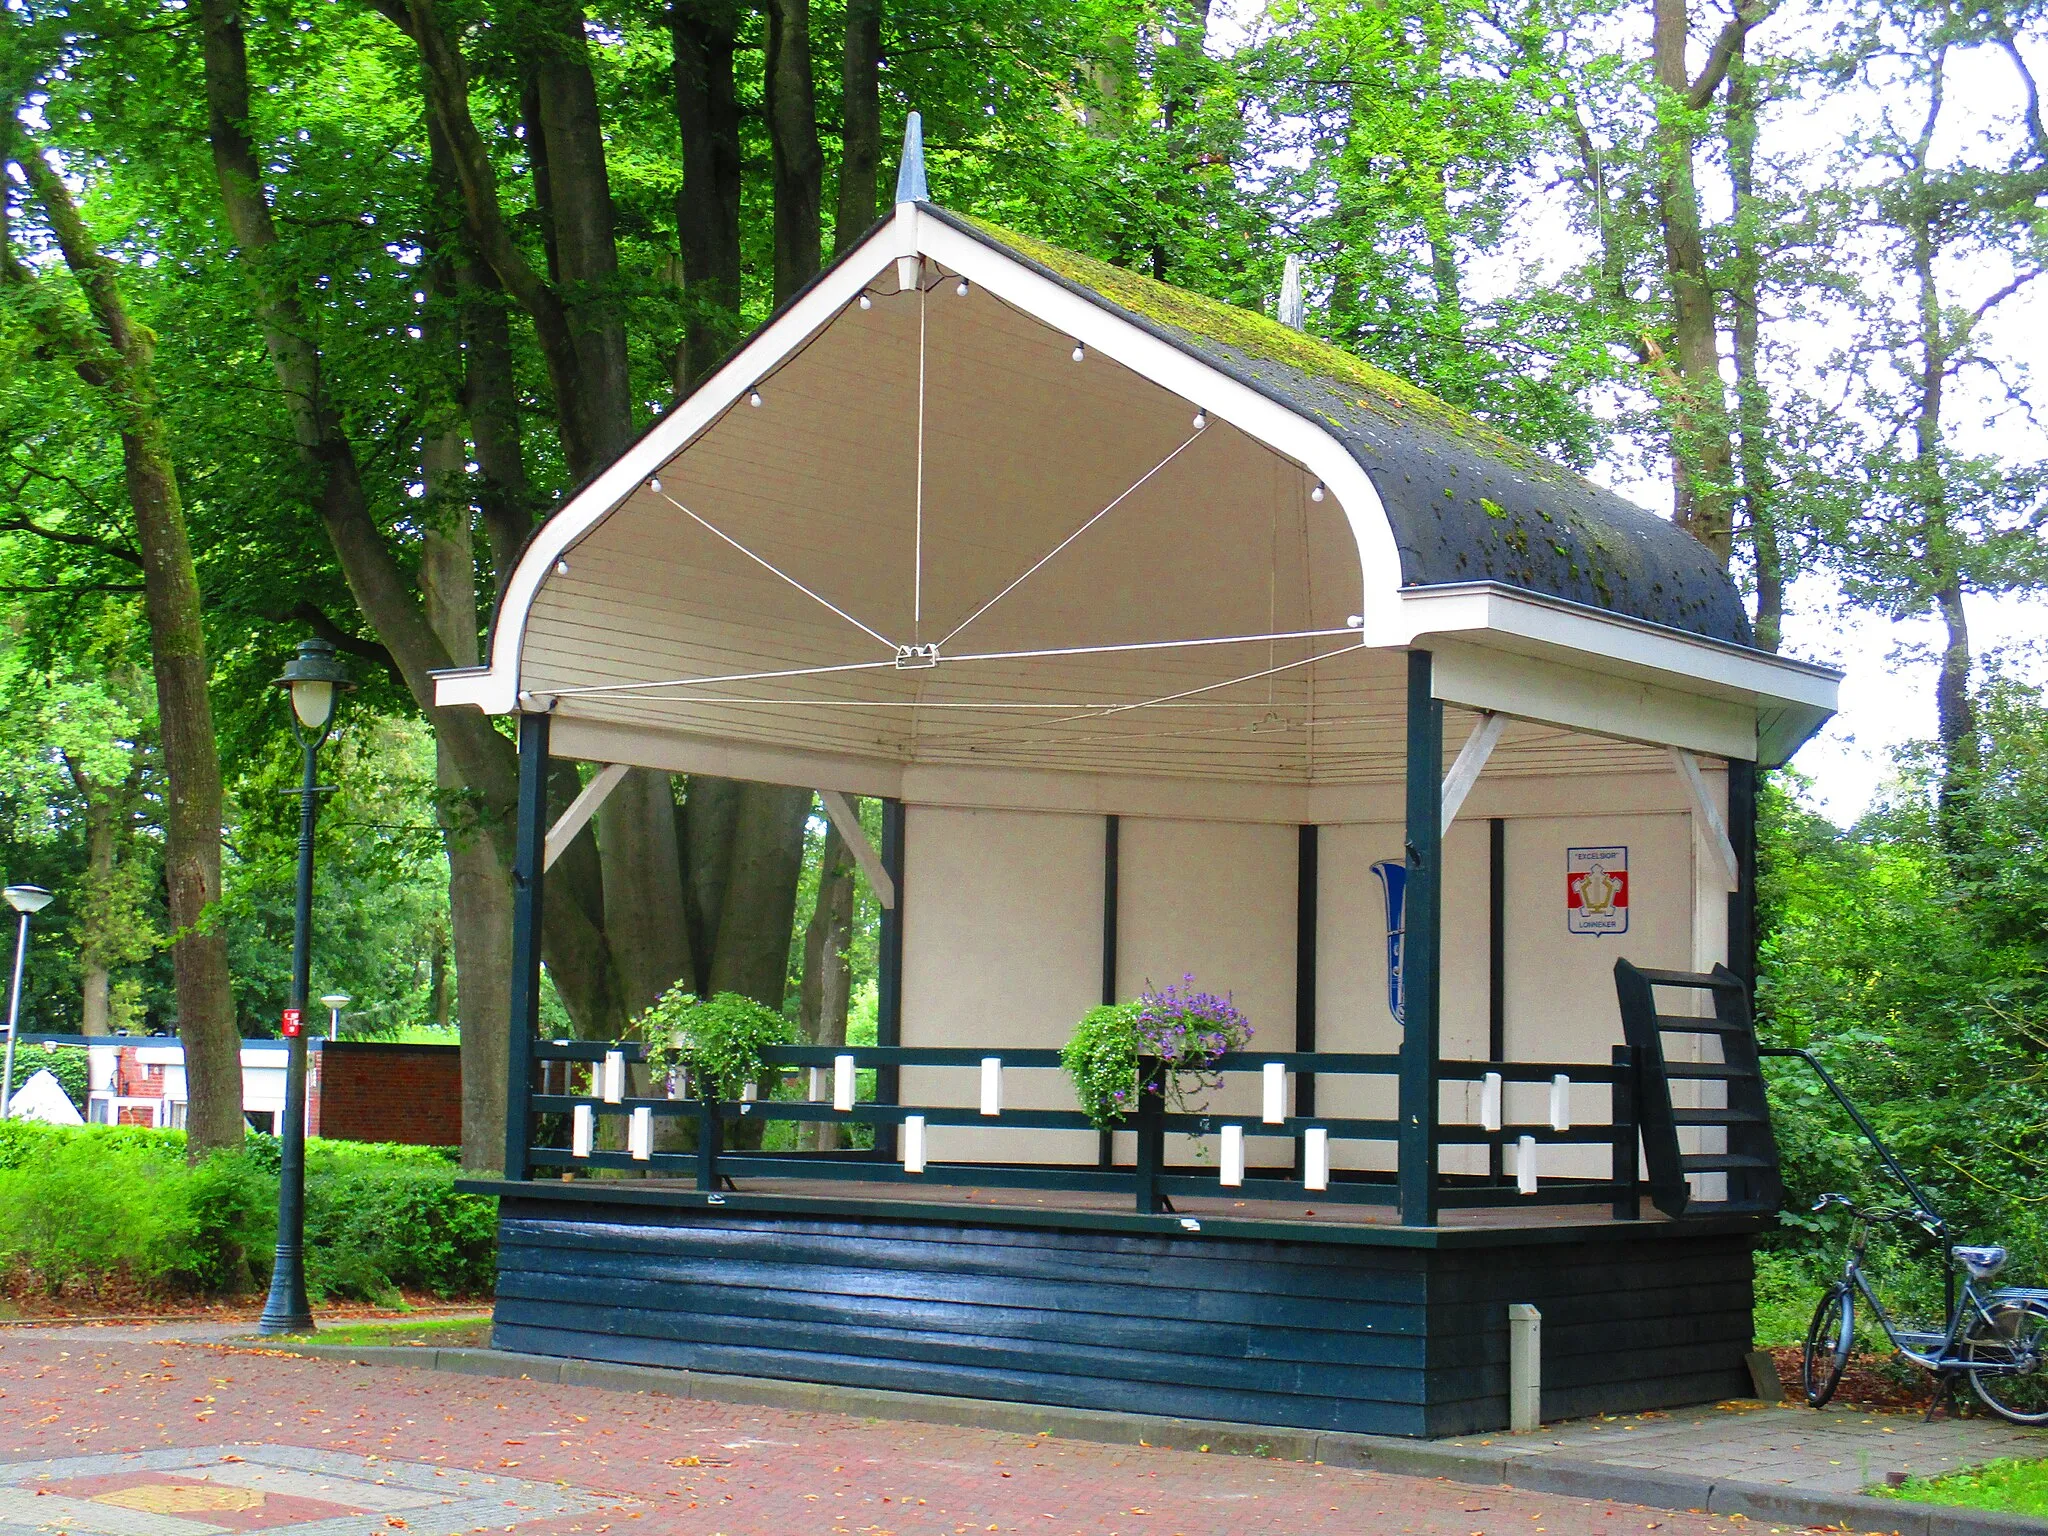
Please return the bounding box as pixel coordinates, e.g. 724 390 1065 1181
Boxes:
487 1194 1755 1438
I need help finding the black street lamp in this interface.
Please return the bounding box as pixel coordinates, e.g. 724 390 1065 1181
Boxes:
257 636 352 1336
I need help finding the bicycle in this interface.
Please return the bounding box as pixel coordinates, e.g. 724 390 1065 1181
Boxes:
1801 1193 2048 1424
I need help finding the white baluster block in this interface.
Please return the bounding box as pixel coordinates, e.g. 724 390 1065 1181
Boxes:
741 1081 757 1104
808 1066 823 1102
629 1105 653 1161
902 1114 927 1174
571 1103 594 1159
1220 1124 1245 1187
1481 1072 1503 1132
1517 1134 1538 1195
980 1057 1003 1117
833 1054 857 1112
1549 1074 1571 1132
1262 1062 1287 1125
601 1050 626 1104
1304 1127 1330 1192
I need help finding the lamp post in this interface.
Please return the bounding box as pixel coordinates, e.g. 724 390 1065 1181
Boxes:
258 638 352 1336
319 993 351 1041
1 885 54 1119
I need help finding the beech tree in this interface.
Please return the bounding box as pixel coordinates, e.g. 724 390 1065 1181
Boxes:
0 130 244 1155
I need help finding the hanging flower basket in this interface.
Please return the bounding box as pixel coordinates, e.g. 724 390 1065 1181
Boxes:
1061 976 1252 1130
630 983 796 1100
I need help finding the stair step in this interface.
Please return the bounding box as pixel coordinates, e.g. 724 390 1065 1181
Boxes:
1655 1014 1751 1035
1673 1107 1768 1126
1663 1062 1760 1080
1633 968 1745 992
1682 1152 1775 1171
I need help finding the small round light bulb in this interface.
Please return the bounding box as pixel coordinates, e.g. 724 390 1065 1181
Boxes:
555 559 570 576
858 294 873 310
1071 343 1085 363
648 477 662 494
956 280 969 297
1193 410 1207 430
749 390 763 407
1311 483 1325 502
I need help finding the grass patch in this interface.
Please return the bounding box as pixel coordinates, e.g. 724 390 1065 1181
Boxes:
1874 1456 2048 1515
287 1315 492 1348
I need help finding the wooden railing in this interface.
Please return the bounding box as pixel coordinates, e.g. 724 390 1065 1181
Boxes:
517 1041 1641 1221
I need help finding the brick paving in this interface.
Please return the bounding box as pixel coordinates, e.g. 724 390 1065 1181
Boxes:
0 1326 1766 1536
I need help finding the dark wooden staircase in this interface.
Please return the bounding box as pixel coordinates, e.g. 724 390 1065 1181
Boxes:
1613 960 1781 1219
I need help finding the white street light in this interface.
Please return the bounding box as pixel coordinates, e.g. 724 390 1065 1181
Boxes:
319 992 352 1040
2 885 54 1119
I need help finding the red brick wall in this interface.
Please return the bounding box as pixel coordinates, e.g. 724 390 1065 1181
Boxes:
306 1041 461 1147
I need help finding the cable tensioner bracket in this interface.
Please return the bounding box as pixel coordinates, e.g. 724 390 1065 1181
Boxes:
894 643 941 669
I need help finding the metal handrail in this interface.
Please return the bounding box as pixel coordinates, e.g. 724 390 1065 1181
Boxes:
1758 1045 1943 1228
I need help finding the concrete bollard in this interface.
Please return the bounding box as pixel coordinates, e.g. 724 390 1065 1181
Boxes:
1509 1303 1542 1431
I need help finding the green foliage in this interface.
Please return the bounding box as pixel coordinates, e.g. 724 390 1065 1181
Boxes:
1759 679 2048 1289
0 1123 492 1303
1063 1002 1142 1130
635 985 797 1100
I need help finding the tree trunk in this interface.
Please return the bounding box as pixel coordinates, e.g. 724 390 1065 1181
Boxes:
707 784 811 1007
835 0 883 255
798 818 855 1149
80 800 115 1037
598 770 693 1018
1910 213 1977 851
764 0 825 302
420 168 516 1171
672 1 744 385
202 0 622 1040
524 0 634 463
680 775 740 991
5 149 243 1157
1725 35 1783 650
1650 0 1736 562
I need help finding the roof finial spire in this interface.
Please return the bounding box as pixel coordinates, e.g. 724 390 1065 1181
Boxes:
1279 254 1305 330
895 112 929 205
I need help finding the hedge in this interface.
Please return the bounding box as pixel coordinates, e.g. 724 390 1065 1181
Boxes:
0 1121 495 1305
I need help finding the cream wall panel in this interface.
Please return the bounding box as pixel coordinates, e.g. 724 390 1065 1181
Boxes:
1114 817 1297 1166
1315 820 1492 1174
899 806 1103 1164
1502 810 1699 1176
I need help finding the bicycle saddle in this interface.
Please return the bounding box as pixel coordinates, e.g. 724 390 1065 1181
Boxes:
1954 1244 2009 1278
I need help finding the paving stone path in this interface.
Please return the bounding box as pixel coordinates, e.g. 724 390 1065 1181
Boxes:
1448 1396 2047 1496
0 1325 1758 1536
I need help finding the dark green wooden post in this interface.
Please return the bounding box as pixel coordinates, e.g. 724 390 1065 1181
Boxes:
503 709 550 1182
696 1090 723 1192
1610 1043 1639 1220
1398 650 1442 1226
876 798 904 1161
1727 760 1758 989
1133 1055 1165 1214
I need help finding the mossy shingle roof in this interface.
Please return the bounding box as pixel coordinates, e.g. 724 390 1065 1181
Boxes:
935 208 1751 647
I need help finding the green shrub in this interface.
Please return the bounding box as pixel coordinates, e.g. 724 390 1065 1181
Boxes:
303 1142 495 1302
0 1124 494 1303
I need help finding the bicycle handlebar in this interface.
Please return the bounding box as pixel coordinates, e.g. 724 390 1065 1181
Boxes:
1812 1192 1945 1236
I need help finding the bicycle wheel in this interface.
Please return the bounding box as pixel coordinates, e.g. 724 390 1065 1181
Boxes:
1967 1298 2048 1425
1803 1283 1854 1408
